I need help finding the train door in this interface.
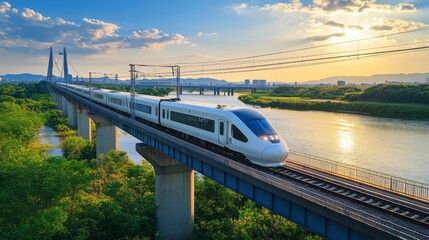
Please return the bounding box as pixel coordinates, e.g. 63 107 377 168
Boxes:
218 119 226 145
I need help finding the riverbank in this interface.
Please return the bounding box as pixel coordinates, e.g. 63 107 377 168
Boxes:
239 93 429 119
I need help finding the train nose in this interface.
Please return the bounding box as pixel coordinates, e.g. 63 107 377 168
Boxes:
262 145 289 167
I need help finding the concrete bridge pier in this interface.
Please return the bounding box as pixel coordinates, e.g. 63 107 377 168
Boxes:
136 143 194 240
90 114 118 157
213 88 220 95
61 95 68 117
77 107 92 141
67 101 77 128
52 91 60 109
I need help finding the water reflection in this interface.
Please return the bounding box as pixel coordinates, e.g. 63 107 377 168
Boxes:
337 119 355 155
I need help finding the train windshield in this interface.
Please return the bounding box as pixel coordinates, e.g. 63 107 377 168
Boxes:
231 108 277 137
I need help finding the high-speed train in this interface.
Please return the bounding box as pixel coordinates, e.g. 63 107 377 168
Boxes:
56 82 289 167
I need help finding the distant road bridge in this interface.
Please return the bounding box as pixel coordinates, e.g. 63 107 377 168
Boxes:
43 48 429 239
135 83 277 95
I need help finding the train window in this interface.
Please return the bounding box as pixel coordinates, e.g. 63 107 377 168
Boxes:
231 108 277 137
232 124 248 142
162 109 165 118
134 103 151 114
93 93 104 99
220 122 224 136
246 119 276 136
170 111 215 132
110 97 123 105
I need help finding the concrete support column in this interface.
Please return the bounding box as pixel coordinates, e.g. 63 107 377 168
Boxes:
90 115 118 157
67 101 77 128
77 107 92 141
55 92 61 109
61 95 68 117
136 143 194 240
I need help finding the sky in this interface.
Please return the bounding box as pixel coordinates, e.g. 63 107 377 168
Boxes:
1 0 429 82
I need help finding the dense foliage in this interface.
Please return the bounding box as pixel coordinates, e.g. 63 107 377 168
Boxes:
194 177 321 240
240 84 429 119
0 82 321 239
0 83 157 239
272 84 429 104
273 86 364 100
344 84 429 104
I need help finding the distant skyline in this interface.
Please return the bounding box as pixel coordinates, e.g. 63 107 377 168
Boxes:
1 0 429 82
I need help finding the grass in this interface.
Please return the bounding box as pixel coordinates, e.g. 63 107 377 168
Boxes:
239 93 429 120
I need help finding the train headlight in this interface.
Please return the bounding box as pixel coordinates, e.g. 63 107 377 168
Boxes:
260 135 279 142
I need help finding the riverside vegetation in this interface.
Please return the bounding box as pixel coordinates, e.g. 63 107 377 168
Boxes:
239 84 429 119
0 82 321 239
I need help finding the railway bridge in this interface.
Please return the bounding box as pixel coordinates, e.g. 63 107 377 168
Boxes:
45 80 429 240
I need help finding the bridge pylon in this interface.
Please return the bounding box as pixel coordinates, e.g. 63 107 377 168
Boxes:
47 47 54 82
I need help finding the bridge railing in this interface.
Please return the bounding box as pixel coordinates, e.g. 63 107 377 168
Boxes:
287 151 429 201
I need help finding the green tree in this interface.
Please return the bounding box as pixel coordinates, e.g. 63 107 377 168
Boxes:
61 136 89 160
0 157 92 239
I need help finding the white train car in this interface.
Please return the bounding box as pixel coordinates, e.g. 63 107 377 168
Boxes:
134 95 163 123
160 101 288 167
55 82 289 167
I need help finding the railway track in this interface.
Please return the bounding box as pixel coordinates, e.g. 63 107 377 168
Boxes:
247 160 429 228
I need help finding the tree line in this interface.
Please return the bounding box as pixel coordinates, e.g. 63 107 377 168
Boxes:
272 84 429 104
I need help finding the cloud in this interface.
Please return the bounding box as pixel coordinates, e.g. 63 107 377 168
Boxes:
197 32 218 37
230 0 417 14
370 18 427 32
229 3 249 14
348 25 364 30
324 20 365 30
0 2 193 55
398 3 416 12
0 1 11 13
127 29 194 49
260 0 303 12
307 32 345 41
324 20 345 28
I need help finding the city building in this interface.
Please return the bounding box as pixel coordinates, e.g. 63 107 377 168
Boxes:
253 79 267 86
337 80 346 86
244 79 250 86
426 77 429 84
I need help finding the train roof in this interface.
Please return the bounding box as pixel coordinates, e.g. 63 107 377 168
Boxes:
164 99 244 111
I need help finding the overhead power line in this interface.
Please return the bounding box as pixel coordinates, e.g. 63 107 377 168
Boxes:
151 45 429 77
167 28 429 66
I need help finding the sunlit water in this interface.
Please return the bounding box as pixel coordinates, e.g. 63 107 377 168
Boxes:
38 126 63 157
40 91 429 184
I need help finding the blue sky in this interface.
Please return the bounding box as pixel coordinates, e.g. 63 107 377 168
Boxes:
1 0 429 82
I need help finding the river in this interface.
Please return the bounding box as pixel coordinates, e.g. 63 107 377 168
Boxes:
39 91 429 184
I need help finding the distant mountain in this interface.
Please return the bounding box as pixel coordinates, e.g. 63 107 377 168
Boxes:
303 73 429 85
0 73 46 82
